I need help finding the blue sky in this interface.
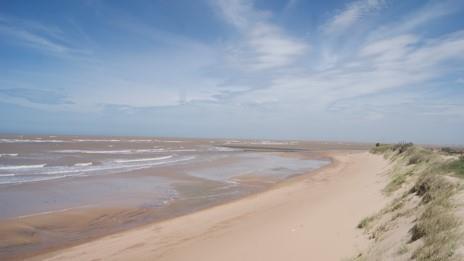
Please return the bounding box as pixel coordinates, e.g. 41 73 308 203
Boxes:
0 0 463 144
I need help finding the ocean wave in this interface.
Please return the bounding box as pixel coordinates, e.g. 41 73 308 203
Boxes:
133 149 165 153
223 140 298 145
114 155 173 163
0 174 78 185
0 164 46 170
0 139 65 143
72 139 121 142
39 167 101 175
209 146 240 152
128 139 153 142
55 149 133 154
54 148 168 154
0 153 19 157
40 155 189 175
153 139 183 143
134 156 195 168
0 155 196 185
74 162 93 167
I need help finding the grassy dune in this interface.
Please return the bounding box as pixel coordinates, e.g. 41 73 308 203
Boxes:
354 143 464 261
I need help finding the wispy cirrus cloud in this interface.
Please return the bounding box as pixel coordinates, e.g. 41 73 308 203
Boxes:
369 0 463 40
0 87 75 113
322 0 386 34
231 23 464 119
214 0 309 70
0 14 88 57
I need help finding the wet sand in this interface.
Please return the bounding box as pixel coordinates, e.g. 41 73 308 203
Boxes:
0 155 302 260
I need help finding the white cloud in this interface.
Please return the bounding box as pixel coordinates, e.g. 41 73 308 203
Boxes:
0 15 88 57
214 0 309 70
365 0 463 45
232 29 464 117
360 34 418 58
323 0 385 34
0 26 69 53
214 0 256 28
245 22 308 70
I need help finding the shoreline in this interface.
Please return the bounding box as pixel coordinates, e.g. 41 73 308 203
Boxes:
0 149 331 260
27 150 390 261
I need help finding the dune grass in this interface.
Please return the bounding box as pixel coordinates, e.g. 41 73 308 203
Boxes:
357 216 375 229
410 173 461 261
361 143 463 261
442 156 464 177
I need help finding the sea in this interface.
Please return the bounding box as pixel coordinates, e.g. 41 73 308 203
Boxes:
0 135 329 219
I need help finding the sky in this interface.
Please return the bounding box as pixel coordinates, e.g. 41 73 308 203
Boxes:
0 0 463 145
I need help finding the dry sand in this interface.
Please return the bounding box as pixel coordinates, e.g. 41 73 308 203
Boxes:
28 150 389 261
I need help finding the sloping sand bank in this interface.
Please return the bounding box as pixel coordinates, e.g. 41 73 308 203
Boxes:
29 151 389 261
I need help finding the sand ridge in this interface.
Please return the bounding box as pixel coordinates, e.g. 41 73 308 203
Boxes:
29 151 390 261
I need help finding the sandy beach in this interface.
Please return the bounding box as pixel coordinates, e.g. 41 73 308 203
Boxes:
1 136 344 259
27 150 389 261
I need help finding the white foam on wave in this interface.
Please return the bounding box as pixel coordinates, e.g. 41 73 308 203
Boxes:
0 139 65 143
134 149 165 153
40 166 107 175
38 155 194 177
224 140 240 144
74 162 93 167
0 173 88 185
134 156 195 168
115 155 173 163
42 155 190 175
55 148 168 154
0 164 46 170
0 154 196 185
210 146 240 152
248 140 293 145
128 139 152 142
55 149 133 154
223 140 298 146
72 139 121 142
0 153 18 157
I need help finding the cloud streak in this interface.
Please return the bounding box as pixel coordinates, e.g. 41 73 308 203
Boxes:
323 0 386 34
0 14 88 57
215 0 309 70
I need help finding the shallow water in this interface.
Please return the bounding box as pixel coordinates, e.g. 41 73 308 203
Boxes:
0 135 329 220
187 152 327 182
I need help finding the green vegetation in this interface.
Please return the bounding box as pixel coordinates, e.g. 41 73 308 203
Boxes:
442 156 464 177
360 143 464 261
357 216 375 229
370 143 393 154
384 171 409 194
440 147 464 155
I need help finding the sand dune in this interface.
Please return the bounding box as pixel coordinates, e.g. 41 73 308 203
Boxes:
29 151 389 261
